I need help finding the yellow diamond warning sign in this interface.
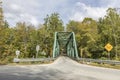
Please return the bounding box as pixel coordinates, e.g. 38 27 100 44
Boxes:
105 43 113 52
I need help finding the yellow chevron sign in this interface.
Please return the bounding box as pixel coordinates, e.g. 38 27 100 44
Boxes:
105 43 113 52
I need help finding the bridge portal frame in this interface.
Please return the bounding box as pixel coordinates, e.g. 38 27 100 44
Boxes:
53 32 79 59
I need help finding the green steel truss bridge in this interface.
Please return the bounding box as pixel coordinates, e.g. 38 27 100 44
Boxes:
13 32 120 65
13 32 79 63
53 32 79 58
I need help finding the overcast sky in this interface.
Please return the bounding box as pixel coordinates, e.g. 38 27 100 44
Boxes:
2 0 120 27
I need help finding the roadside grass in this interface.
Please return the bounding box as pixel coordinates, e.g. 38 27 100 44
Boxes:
89 63 120 69
79 61 120 70
7 61 53 66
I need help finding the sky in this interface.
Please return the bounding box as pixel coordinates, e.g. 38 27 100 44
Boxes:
2 0 120 27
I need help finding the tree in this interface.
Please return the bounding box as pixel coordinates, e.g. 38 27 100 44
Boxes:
0 1 4 29
97 8 120 60
44 13 63 32
67 18 98 58
43 13 64 57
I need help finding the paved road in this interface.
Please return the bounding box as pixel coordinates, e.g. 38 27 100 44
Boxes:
0 56 120 80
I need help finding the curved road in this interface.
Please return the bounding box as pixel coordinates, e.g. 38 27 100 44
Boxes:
0 56 120 80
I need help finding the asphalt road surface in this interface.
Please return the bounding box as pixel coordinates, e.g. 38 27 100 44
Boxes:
0 56 120 80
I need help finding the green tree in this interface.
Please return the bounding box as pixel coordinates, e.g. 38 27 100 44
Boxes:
97 8 120 60
44 13 63 32
0 1 4 29
67 18 98 58
43 13 64 57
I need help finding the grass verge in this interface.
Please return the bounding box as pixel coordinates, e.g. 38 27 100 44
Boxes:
7 61 53 66
79 61 120 70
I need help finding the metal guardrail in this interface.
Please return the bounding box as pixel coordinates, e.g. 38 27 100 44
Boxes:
13 58 56 63
13 57 120 65
76 58 120 65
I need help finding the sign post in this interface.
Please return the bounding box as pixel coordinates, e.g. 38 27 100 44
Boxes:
105 43 113 59
16 50 20 58
36 45 40 58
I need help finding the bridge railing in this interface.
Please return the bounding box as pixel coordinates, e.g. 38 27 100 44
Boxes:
13 58 56 63
13 57 120 65
76 58 120 65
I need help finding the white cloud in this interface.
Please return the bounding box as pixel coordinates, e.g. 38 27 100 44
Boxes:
19 13 39 26
30 17 38 26
105 0 120 8
70 2 107 21
4 13 14 19
10 4 22 10
70 0 120 22
3 0 40 27
2 0 120 27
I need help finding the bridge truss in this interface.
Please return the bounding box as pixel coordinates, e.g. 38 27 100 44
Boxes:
53 32 79 58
